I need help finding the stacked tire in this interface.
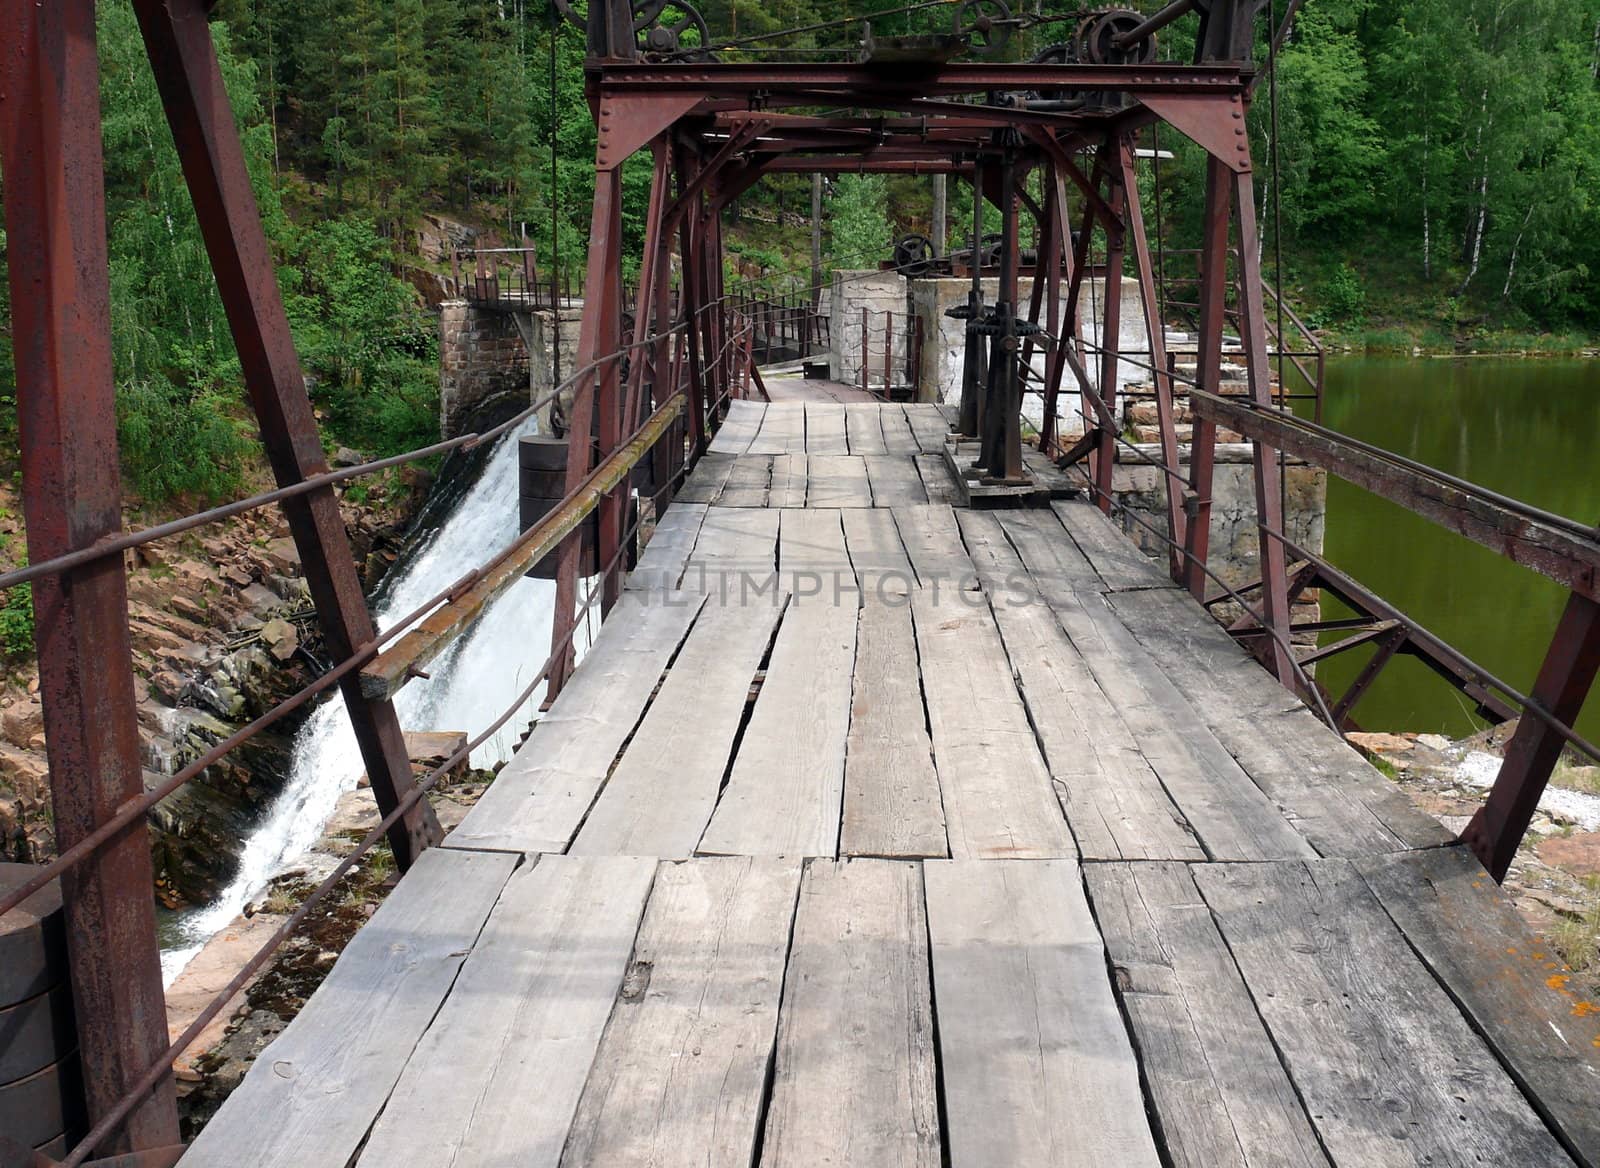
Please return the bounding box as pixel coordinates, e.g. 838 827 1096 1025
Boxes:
0 865 86 1166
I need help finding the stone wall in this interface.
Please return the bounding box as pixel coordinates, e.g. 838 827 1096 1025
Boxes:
1109 447 1328 631
828 270 911 389
438 301 589 438
438 300 531 439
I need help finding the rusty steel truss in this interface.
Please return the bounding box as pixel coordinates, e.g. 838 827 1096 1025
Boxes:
1 0 1597 1162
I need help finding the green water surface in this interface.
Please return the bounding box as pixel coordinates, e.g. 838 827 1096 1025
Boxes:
1309 357 1600 740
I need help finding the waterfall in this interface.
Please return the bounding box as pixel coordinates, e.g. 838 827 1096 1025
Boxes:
161 418 572 983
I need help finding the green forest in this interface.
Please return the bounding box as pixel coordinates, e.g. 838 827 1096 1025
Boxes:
1 0 1599 506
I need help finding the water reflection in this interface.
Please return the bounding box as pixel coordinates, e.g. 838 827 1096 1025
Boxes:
1309 358 1600 739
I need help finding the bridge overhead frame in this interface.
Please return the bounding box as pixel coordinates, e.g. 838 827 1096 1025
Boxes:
4 0 1598 1162
551 10 1300 695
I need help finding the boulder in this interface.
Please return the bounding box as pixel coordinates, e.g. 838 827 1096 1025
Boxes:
258 619 299 663
1 701 43 749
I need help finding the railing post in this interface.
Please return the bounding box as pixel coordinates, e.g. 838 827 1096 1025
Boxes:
132 0 443 864
0 0 181 1151
860 305 869 391
884 312 894 398
1463 593 1600 881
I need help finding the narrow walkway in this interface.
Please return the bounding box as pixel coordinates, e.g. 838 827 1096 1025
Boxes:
185 399 1600 1168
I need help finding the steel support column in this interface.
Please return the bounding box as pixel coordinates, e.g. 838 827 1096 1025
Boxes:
132 0 443 863
1231 166 1296 687
0 0 180 1150
1119 135 1185 571
1463 594 1600 881
1092 151 1127 514
1181 156 1232 598
551 161 624 693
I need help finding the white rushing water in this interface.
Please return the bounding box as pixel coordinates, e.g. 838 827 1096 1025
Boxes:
162 419 569 982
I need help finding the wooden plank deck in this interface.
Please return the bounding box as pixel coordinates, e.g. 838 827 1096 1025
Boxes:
189 400 1600 1168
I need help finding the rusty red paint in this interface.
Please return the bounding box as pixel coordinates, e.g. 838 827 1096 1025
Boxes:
0 0 180 1151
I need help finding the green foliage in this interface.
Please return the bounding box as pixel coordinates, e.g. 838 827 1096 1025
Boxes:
1315 263 1369 327
827 175 892 269
0 580 33 664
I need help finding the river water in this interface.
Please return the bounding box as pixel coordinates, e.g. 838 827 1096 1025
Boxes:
160 421 567 982
1311 357 1600 741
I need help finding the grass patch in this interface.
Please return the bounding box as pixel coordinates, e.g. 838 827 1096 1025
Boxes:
1368 753 1401 781
1550 762 1600 796
1550 879 1600 994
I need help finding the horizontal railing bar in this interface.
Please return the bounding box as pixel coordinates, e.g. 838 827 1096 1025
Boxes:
361 393 685 700
1190 389 1600 599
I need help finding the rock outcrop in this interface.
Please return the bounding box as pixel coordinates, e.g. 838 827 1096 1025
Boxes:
0 473 427 906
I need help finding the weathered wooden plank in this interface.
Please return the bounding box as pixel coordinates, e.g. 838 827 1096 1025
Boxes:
806 453 873 508
354 856 656 1168
1085 861 1328 1167
708 399 766 455
1109 587 1453 854
682 506 780 591
571 594 787 858
769 452 808 508
892 504 978 591
1357 846 1600 1165
903 403 951 453
925 859 1160 1167
911 590 1075 859
1196 860 1575 1167
677 451 736 504
844 402 889 454
446 591 705 854
716 454 773 508
698 598 857 856
913 453 961 506
1045 586 1317 861
995 508 1106 598
760 860 941 1168
880 404 922 457
183 849 518 1168
1052 499 1176 591
956 511 1202 860
864 453 929 507
805 400 850 455
779 507 856 599
842 507 917 598
563 857 801 1168
626 501 707 591
842 598 946 858
748 401 806 455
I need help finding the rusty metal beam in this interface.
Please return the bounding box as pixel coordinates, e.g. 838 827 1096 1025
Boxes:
595 62 1248 97
364 395 685 701
1462 593 1600 881
1181 156 1233 598
131 0 441 865
1191 392 1600 604
0 0 180 1153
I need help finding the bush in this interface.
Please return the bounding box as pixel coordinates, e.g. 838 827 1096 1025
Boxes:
0 581 34 663
116 378 249 501
1319 262 1367 325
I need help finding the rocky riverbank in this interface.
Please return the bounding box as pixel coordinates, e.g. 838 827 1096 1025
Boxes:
1350 722 1600 1000
0 466 431 906
169 734 495 1138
